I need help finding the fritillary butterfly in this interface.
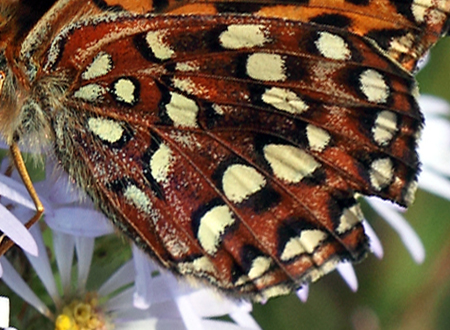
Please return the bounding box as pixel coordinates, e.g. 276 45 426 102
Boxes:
0 0 449 301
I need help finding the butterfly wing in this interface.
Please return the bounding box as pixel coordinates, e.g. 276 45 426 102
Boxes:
19 0 448 300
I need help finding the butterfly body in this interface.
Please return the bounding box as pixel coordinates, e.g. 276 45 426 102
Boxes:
0 0 449 300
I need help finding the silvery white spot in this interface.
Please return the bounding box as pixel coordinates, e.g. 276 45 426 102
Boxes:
308 258 339 282
222 164 266 203
124 184 152 213
370 158 394 190
246 53 287 81
389 33 414 54
166 92 199 127
88 117 123 143
219 24 268 49
372 110 398 146
336 205 363 234
306 124 331 152
197 205 236 255
82 52 113 80
359 69 389 103
315 31 351 60
113 78 137 105
262 87 309 114
74 84 107 102
146 30 174 60
248 256 272 279
264 144 320 183
280 229 327 261
150 143 173 183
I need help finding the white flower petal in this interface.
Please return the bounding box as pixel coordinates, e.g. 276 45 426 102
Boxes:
98 259 135 298
46 207 114 237
367 198 425 263
133 245 157 309
0 204 38 256
363 219 384 259
0 257 52 318
0 296 9 328
53 231 75 295
0 174 35 210
419 169 450 200
75 236 95 291
296 285 309 303
25 225 60 305
337 262 358 292
175 294 204 330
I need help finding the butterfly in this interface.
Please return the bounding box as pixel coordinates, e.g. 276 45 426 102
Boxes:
0 0 448 301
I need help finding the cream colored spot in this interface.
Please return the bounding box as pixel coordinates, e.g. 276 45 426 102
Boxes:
197 205 236 255
178 256 216 274
262 285 291 299
173 77 197 95
404 180 418 205
264 144 320 183
166 92 199 127
262 87 309 114
248 256 272 279
113 78 137 105
150 144 173 183
373 110 398 146
280 229 327 261
306 124 331 152
370 158 394 190
124 184 152 213
175 61 199 72
336 205 363 234
74 84 107 102
315 32 351 60
412 0 431 22
246 53 286 81
82 52 113 80
219 24 268 49
88 117 123 143
146 30 174 60
222 164 266 203
359 69 389 103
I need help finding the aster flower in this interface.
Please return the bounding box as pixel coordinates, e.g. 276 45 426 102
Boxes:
0 159 261 330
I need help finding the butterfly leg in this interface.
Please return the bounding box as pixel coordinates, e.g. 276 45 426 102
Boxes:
0 143 44 256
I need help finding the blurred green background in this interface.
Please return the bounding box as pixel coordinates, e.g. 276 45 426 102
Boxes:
1 29 450 330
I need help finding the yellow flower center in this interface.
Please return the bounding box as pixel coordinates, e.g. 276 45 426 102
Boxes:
54 294 111 330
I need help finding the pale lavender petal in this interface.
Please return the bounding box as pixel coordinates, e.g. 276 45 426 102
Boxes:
0 174 35 210
296 285 309 303
98 260 135 298
0 257 52 318
201 319 259 330
175 294 204 330
229 301 261 330
0 296 9 328
75 236 95 292
363 219 384 259
419 95 450 116
337 262 358 292
133 245 156 309
46 207 114 237
53 231 75 296
0 204 37 256
418 169 450 200
115 319 180 330
368 199 425 263
105 287 136 312
0 263 2 277
25 225 60 305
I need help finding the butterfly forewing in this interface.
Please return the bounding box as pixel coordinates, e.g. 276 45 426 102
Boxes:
1 0 449 300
